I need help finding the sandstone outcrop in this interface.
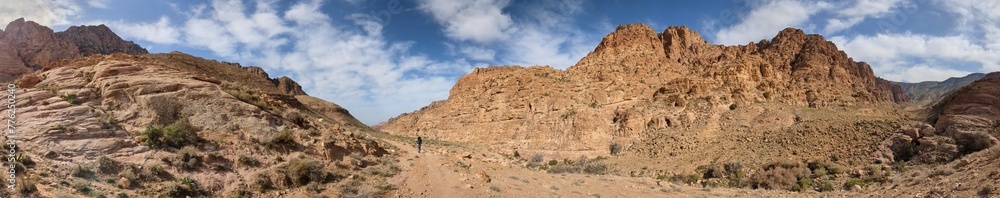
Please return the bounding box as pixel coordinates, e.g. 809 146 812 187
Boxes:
4 53 385 197
377 24 910 170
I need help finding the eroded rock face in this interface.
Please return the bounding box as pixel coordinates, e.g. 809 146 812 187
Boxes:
929 72 1000 153
894 73 986 105
55 24 148 56
0 18 148 82
4 53 383 197
377 24 909 155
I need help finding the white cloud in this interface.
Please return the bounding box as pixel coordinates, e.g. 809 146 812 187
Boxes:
417 0 598 69
713 0 832 45
459 46 495 61
0 0 82 27
830 33 1000 81
881 65 972 83
709 0 996 82
148 0 472 125
86 0 110 9
106 16 181 45
416 0 514 43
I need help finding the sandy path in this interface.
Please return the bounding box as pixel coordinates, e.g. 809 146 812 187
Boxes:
385 139 473 197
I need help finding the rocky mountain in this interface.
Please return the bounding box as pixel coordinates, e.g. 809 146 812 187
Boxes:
929 72 1000 147
894 73 986 105
0 21 393 196
376 24 911 173
0 18 146 82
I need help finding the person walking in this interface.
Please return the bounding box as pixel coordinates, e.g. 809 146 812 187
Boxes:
416 136 423 153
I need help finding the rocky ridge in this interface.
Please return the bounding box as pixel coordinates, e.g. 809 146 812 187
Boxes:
2 51 390 197
893 73 986 105
377 24 911 172
0 18 146 82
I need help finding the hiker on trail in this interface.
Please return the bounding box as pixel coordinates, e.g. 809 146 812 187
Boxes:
416 136 423 153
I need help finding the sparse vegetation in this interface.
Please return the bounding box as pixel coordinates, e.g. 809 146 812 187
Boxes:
72 165 95 179
164 177 208 197
137 118 199 149
751 161 810 191
545 156 608 175
282 158 329 187
237 154 260 167
173 146 202 170
528 153 544 167
609 142 622 156
266 128 297 148
959 132 995 154
61 93 78 105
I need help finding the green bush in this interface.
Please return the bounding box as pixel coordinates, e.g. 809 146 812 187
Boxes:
266 128 296 148
545 156 608 175
138 118 198 149
61 93 78 105
843 178 864 189
237 155 259 167
72 165 95 179
164 177 207 197
174 146 202 170
792 177 812 192
282 158 328 187
819 180 834 192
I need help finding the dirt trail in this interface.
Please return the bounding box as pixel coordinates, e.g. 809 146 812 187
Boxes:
379 137 841 198
385 139 472 197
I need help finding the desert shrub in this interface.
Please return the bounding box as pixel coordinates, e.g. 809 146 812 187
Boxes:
512 150 520 158
253 173 273 193
980 186 994 198
61 93 78 105
791 177 812 192
686 173 701 184
164 177 208 197
96 156 121 174
818 179 834 192
17 176 38 194
266 128 296 148
609 142 622 156
527 153 544 167
72 180 93 194
545 156 607 175
729 103 738 110
843 178 864 189
285 111 306 127
97 111 118 129
548 160 558 166
173 146 202 170
282 158 328 187
959 132 996 154
138 118 198 149
752 162 810 190
72 165 95 179
237 155 259 167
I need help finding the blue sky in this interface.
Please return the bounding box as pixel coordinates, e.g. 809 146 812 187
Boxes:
2 0 999 125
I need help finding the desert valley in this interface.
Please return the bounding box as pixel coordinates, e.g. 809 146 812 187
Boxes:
0 8 998 198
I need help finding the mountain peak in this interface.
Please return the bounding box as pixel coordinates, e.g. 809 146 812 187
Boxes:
0 18 148 82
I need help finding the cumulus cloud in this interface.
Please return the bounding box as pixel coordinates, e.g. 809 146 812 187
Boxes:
711 0 997 82
417 0 515 43
152 0 471 125
106 16 181 45
0 0 82 27
416 0 599 69
713 0 832 45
